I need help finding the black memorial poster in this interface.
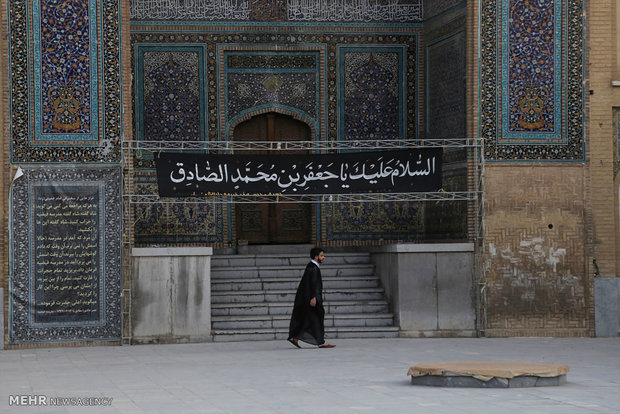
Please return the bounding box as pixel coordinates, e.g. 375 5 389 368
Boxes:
155 149 442 197
10 167 122 344
33 185 101 324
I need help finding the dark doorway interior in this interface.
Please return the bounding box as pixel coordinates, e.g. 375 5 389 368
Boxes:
232 112 312 244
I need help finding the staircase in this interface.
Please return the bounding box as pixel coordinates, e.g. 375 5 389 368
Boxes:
211 248 399 342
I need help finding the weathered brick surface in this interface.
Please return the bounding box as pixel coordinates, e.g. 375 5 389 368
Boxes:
484 165 592 336
481 2 620 337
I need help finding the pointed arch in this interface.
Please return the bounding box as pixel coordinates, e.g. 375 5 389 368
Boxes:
227 105 318 142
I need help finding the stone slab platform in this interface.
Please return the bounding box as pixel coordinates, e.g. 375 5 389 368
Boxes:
408 361 570 388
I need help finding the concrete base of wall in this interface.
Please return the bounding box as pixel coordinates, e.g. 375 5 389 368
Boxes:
1 288 4 350
131 247 213 344
399 329 476 338
595 277 620 337
370 243 476 337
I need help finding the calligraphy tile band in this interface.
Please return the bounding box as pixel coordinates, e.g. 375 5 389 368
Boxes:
129 0 424 22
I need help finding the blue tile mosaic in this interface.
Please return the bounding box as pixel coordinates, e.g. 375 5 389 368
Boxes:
133 170 225 245
33 0 98 141
340 47 405 142
326 201 424 242
224 50 320 135
135 46 207 143
9 0 122 163
501 0 562 142
481 0 585 161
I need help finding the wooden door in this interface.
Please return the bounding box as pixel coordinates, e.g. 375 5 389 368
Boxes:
233 113 312 244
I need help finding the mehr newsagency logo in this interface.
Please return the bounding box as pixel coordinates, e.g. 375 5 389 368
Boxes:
9 395 113 407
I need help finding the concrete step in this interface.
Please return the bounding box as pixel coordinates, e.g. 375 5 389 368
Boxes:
211 276 380 291
212 313 395 330
211 252 371 268
210 249 397 342
212 326 400 342
211 288 386 304
234 244 315 255
210 264 375 279
211 300 390 316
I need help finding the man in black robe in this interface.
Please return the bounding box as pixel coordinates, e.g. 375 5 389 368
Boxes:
287 247 335 349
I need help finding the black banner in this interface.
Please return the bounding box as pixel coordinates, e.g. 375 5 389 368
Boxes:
155 149 442 196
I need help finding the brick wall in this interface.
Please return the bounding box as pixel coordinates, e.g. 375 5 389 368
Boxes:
587 1 620 278
479 1 620 337
484 164 593 337
587 1 616 275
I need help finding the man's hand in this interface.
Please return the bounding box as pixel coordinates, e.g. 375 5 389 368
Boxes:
310 297 317 307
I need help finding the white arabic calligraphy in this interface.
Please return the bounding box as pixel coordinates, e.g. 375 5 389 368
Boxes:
168 155 436 192
287 0 423 22
130 0 422 22
131 0 250 20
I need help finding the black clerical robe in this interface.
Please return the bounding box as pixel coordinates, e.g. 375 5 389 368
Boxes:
288 261 325 346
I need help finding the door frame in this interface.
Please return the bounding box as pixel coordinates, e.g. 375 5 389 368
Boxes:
230 109 318 244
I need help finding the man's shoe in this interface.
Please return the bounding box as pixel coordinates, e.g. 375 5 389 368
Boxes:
288 338 301 348
318 343 335 348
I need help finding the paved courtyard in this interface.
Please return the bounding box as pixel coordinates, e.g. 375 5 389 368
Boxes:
1 337 619 413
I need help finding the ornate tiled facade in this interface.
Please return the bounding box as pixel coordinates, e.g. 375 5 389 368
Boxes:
9 0 122 163
501 0 561 141
225 50 320 135
138 48 206 143
133 170 225 245
480 0 585 161
341 48 403 141
6 0 124 344
3 0 602 345
35 0 98 140
326 202 424 242
132 30 419 144
131 26 422 242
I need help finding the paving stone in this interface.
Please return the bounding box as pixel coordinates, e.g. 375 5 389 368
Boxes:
0 338 618 414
